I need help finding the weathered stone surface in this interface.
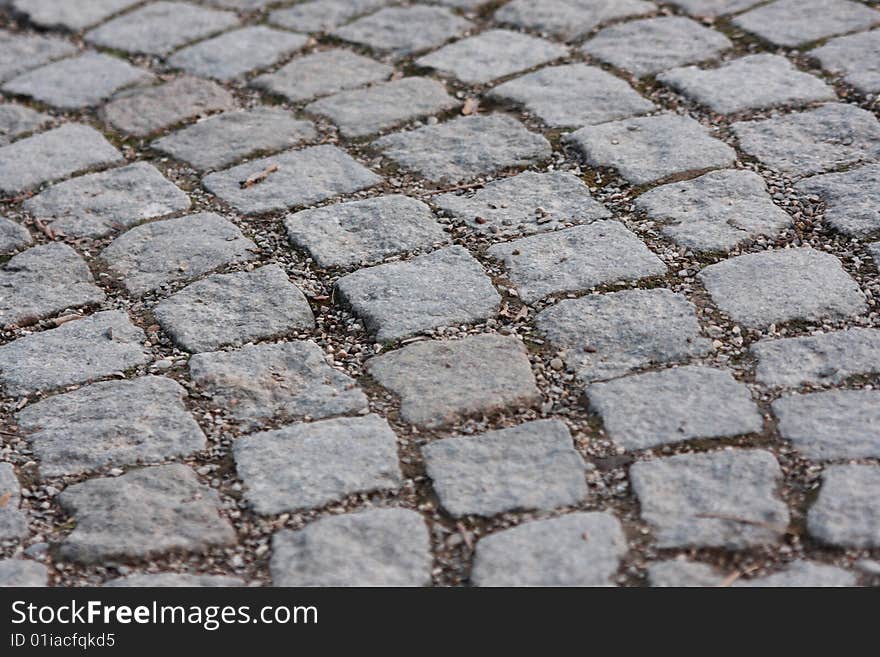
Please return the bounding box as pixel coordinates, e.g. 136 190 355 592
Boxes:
435 171 610 237
234 414 402 514
871 241 880 268
286 195 447 269
103 76 236 138
536 289 711 382
0 463 27 540
808 465 880 548
270 508 432 587
0 243 105 328
588 366 763 451
773 390 880 461
732 103 880 176
668 0 764 16
699 247 866 328
649 559 856 587
189 341 367 429
154 108 316 172
583 16 732 77
752 328 880 387
423 420 586 517
100 212 257 296
332 6 472 57
488 221 666 303
811 29 880 95
659 54 835 114
104 573 244 587
85 1 239 55
471 513 626 587
631 450 789 548
567 114 736 186
0 559 48 587
375 114 551 184
169 26 307 81
23 162 191 238
58 464 236 563
368 334 540 428
0 311 148 396
306 77 459 138
203 145 381 215
0 217 31 253
490 64 655 129
336 246 500 343
495 0 655 41
270 0 392 33
635 169 792 252
252 49 392 103
416 29 568 84
17 376 207 478
3 53 153 109
11 0 142 31
154 264 314 353
733 0 880 47
0 124 123 195
795 165 880 237
0 103 49 146
0 30 76 82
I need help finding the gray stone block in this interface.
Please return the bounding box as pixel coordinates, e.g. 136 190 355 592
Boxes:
811 29 880 95
0 217 31 253
808 465 880 548
495 0 656 42
0 559 48 587
795 164 880 237
0 463 27 541
733 0 879 47
270 0 392 33
11 0 142 31
0 30 77 82
0 103 50 146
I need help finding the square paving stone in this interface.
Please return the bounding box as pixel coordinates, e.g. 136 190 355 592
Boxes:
732 103 880 176
153 108 316 172
104 573 245 587
490 64 656 129
188 341 368 429
422 419 586 517
154 264 315 353
0 310 149 397
102 76 236 138
732 0 880 48
374 114 551 184
0 559 48 587
0 103 50 146
306 77 459 138
270 0 393 33
58 464 236 563
0 463 27 541
335 246 501 343
100 212 257 296
795 164 880 237
566 114 737 186
202 145 381 215
631 449 790 548
251 49 393 104
17 376 206 478
0 30 77 82
658 54 835 115
85 1 240 55
582 16 732 78
635 169 792 252
752 328 880 388
0 243 105 329
471 513 626 587
488 221 666 303
415 29 568 85
588 366 763 451
10 0 143 31
434 171 610 237
536 288 711 383
270 508 432 587
285 194 448 269
0 123 123 196
168 26 308 81
367 334 540 428
811 29 880 95
698 247 867 328
808 465 880 548
649 559 856 587
0 217 31 253
332 6 473 57
234 414 402 514
494 0 656 42
2 52 153 110
23 162 191 238
668 0 764 16
773 389 880 461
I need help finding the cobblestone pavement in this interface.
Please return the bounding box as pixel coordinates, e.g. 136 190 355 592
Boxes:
0 0 879 588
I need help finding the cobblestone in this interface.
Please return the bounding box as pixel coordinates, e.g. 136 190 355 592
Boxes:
0 103 49 146
0 30 76 82
795 164 880 237
0 216 30 253
269 0 391 34
732 0 880 48
649 559 856 587
808 465 880 548
0 463 26 540
0 559 48 587
811 29 880 95
495 0 655 42
10 0 142 31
